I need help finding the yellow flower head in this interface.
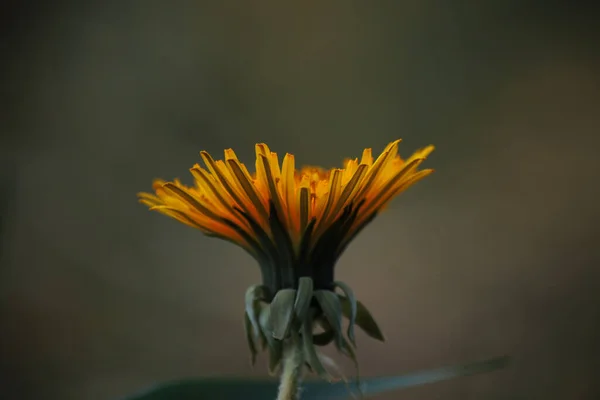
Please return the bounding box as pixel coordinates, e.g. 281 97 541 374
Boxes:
138 139 434 376
138 139 433 292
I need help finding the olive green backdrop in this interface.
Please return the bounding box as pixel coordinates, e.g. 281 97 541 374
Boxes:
1 1 599 399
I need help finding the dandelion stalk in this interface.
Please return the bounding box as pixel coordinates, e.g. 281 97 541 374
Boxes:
276 336 304 400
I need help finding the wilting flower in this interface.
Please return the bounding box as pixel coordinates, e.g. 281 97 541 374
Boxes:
138 139 434 379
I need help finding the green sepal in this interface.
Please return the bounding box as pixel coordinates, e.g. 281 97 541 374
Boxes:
339 295 385 342
258 304 273 348
312 316 335 346
293 277 314 327
244 285 268 337
269 289 297 340
333 281 357 347
313 329 335 346
268 340 283 375
243 312 258 365
314 290 344 350
302 309 334 382
258 304 283 375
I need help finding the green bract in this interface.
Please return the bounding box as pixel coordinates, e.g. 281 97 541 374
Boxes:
243 278 384 381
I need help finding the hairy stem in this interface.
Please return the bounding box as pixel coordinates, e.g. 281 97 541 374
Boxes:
276 336 304 400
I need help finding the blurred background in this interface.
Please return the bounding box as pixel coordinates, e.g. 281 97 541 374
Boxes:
1 1 599 399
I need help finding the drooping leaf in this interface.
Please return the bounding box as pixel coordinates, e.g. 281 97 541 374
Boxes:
308 356 510 399
121 356 509 400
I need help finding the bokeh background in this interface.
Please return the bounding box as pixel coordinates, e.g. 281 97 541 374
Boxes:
2 1 599 399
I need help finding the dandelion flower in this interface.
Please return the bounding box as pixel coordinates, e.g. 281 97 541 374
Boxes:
138 139 434 383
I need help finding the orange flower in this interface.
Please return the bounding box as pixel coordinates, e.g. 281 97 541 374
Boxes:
138 140 433 292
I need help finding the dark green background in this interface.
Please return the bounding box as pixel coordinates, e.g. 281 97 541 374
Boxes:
1 1 598 399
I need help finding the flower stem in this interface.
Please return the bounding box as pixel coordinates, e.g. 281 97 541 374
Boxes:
276 336 304 400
